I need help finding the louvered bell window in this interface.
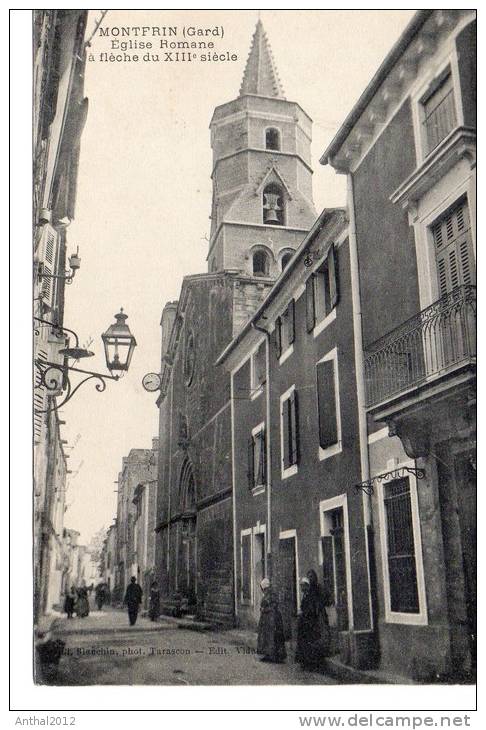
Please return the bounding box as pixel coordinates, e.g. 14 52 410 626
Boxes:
433 198 475 297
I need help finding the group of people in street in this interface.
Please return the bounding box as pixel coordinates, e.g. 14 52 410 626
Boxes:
63 582 91 619
257 569 330 672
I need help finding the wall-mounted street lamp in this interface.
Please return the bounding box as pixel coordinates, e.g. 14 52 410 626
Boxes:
37 248 82 285
34 309 137 414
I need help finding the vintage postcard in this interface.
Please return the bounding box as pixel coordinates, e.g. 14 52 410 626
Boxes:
31 7 476 698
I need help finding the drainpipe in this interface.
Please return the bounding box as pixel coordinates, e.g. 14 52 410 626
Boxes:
346 172 374 632
251 321 273 581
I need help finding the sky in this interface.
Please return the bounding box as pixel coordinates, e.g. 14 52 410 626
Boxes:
61 9 415 543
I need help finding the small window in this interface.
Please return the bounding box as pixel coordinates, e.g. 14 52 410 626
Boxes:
253 250 269 276
421 71 456 154
306 244 339 331
275 300 295 359
383 478 420 613
265 127 280 151
263 183 284 226
248 427 266 489
281 388 299 472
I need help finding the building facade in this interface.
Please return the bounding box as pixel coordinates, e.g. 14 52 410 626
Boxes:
218 208 381 668
33 10 89 620
322 9 476 680
154 21 316 624
114 444 158 602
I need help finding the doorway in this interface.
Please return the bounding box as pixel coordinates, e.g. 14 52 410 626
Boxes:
278 532 298 640
253 529 265 622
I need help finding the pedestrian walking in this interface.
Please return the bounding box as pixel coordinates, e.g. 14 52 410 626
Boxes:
256 578 287 663
63 586 76 619
76 582 90 618
124 576 143 626
95 583 106 611
295 570 330 670
149 580 160 622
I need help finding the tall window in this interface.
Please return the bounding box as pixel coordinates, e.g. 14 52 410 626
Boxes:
263 183 284 226
281 387 299 473
253 249 270 277
306 244 339 331
422 70 456 154
248 426 266 490
265 127 281 151
275 300 295 359
432 198 475 297
383 478 420 613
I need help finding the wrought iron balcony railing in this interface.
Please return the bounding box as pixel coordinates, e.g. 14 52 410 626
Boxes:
365 285 476 409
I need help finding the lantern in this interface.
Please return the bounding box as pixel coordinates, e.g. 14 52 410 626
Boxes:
102 309 137 372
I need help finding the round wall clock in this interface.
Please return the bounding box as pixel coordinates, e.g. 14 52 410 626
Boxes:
142 372 161 392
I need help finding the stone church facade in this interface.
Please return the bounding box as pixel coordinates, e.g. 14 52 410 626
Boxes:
154 21 316 623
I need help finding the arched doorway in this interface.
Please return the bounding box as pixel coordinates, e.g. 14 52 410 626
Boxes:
179 459 197 606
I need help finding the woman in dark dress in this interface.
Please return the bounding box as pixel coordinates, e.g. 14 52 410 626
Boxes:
149 580 161 621
295 571 330 670
76 583 90 618
63 586 76 619
256 578 287 663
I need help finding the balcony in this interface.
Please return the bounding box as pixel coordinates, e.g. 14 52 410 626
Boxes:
365 286 476 412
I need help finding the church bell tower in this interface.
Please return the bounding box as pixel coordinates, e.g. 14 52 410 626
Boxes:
208 20 316 278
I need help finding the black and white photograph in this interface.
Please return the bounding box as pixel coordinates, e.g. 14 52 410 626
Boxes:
11 4 479 718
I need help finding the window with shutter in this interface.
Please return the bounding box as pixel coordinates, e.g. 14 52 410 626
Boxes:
276 300 296 362
281 387 299 476
306 245 339 332
282 397 290 470
316 357 339 451
432 199 475 297
422 71 456 154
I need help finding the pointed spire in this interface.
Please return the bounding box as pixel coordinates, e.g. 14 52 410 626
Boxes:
239 20 285 99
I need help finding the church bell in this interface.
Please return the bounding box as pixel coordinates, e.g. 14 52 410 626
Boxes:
263 193 282 223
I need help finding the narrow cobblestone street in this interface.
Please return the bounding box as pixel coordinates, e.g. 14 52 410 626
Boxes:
43 608 339 686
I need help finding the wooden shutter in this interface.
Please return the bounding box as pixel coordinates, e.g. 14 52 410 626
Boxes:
34 347 48 442
290 389 299 466
247 436 254 489
282 398 290 470
275 316 282 358
288 299 295 344
260 430 267 485
305 277 315 332
37 224 58 309
328 244 339 309
433 199 475 296
321 536 335 606
317 359 338 449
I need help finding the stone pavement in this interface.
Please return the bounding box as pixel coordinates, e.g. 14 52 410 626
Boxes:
42 607 340 686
